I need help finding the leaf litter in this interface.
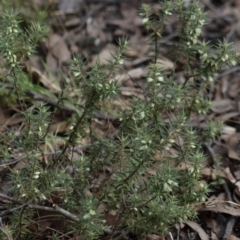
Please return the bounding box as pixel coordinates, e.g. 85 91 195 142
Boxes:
1 0 240 239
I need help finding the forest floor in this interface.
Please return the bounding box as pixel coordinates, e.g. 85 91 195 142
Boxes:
1 0 240 239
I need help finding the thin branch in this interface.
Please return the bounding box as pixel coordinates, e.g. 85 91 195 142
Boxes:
0 82 118 122
0 143 92 168
0 193 79 222
56 97 94 161
0 205 27 217
0 193 22 204
45 226 72 239
53 205 79 221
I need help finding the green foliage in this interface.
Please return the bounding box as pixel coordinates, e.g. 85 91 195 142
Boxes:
0 1 239 239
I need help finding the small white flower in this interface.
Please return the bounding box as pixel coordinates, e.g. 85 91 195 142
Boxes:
97 83 103 90
41 194 46 200
190 15 195 20
73 71 81 77
142 18 149 24
7 27 13 34
38 126 42 136
33 171 41 179
223 54 229 60
165 10 172 15
192 39 197 44
139 111 145 119
147 77 154 83
195 28 201 34
89 209 96 216
221 56 226 61
189 167 194 174
118 59 124 65
190 144 196 148
163 183 172 192
208 76 213 82
83 213 90 219
164 146 170 150
139 145 148 150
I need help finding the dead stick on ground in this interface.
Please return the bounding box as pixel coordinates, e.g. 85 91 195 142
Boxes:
0 193 79 222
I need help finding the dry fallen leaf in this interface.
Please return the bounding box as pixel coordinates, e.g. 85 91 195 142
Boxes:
211 99 235 114
156 57 175 71
25 66 61 92
58 0 82 12
230 234 240 240
199 204 240 217
147 234 162 240
46 33 71 63
226 133 240 161
184 220 209 240
49 121 68 134
91 44 117 65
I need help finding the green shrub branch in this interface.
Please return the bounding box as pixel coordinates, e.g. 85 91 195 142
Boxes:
0 1 239 239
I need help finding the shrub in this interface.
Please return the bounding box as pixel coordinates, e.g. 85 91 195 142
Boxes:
0 1 239 239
